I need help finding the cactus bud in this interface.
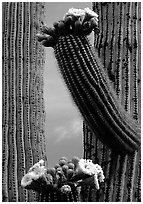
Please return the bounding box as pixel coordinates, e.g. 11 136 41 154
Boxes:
59 159 67 166
68 162 75 170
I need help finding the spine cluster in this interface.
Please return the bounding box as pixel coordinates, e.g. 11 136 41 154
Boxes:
2 2 46 201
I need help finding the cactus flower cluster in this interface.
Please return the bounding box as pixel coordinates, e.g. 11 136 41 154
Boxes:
21 157 105 198
36 7 99 47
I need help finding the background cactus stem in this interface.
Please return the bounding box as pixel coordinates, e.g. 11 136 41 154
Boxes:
2 2 46 201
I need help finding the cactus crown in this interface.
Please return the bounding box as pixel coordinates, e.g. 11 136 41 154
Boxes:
37 8 99 47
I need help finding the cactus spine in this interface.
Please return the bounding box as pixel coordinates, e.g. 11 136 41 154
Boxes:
83 2 141 201
2 2 46 201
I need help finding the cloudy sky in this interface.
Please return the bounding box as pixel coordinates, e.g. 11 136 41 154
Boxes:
43 2 91 167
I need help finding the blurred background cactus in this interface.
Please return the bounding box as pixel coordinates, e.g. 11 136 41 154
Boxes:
2 2 46 201
83 2 141 202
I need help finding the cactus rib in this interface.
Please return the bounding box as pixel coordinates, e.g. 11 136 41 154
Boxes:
16 2 28 201
115 155 127 201
29 2 40 164
8 3 18 201
132 2 139 121
23 2 33 174
2 2 9 201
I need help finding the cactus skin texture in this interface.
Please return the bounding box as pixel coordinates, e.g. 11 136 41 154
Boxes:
83 2 141 202
2 2 46 202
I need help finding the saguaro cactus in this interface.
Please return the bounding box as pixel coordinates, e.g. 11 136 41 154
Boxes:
83 2 141 202
2 2 46 202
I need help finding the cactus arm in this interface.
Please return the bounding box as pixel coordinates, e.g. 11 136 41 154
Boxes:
58 35 139 153
57 34 140 153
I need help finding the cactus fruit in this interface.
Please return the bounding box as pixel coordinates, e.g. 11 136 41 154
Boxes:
38 8 140 154
2 2 46 201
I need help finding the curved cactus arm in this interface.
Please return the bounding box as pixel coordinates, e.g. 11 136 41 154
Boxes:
37 8 140 154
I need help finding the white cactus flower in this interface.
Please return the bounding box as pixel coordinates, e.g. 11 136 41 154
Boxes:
76 159 105 189
21 159 47 188
84 7 98 18
66 8 85 17
29 159 45 172
21 173 33 188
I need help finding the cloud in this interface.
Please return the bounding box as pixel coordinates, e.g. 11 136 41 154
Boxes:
54 119 83 143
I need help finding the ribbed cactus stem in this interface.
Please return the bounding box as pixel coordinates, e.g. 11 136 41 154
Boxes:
82 2 141 202
2 2 45 201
